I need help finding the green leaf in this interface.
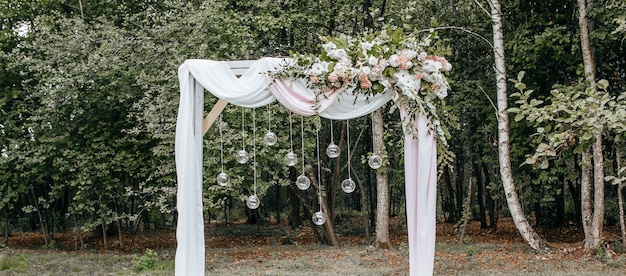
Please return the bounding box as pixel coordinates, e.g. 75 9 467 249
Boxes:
515 82 526 91
517 71 526 82
597 79 609 90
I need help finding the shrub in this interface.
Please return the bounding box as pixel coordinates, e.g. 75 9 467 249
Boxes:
133 249 158 272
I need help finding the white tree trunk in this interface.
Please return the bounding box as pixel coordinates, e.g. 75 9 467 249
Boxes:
616 149 625 251
490 0 545 250
577 0 605 250
372 109 390 248
581 149 593 244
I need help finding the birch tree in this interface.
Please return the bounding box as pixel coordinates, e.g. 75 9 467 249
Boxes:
488 0 545 250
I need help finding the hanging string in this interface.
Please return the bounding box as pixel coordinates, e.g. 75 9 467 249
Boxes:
316 127 322 211
219 114 225 172
329 119 334 142
346 120 351 178
241 107 245 150
267 104 272 132
253 108 257 194
300 116 305 174
289 111 294 152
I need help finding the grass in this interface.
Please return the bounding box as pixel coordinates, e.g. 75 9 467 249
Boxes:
0 242 625 275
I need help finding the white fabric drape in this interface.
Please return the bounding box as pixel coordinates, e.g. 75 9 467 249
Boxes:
175 58 437 275
400 106 437 275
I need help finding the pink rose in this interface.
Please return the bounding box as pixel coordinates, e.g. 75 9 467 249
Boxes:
359 74 372 89
310 75 319 84
328 73 339 83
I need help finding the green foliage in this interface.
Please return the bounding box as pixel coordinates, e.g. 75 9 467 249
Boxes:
509 72 625 169
133 249 158 272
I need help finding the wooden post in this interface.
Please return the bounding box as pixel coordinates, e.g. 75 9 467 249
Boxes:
202 99 228 135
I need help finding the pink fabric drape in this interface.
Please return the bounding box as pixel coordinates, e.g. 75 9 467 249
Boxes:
400 105 437 276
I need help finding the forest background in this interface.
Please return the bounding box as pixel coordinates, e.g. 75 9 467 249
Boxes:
1 0 626 273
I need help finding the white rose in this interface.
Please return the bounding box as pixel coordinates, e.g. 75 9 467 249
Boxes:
322 42 337 52
389 54 399 67
368 56 378 65
403 50 418 60
422 60 442 73
393 69 421 100
310 61 329 76
361 41 374 51
360 66 371 75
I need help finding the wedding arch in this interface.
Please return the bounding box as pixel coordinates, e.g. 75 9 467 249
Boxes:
175 30 450 276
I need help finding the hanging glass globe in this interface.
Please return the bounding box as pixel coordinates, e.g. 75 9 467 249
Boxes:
341 178 356 193
246 194 260 210
216 172 230 187
312 211 327 226
236 149 249 164
296 174 311 190
326 142 340 158
368 154 383 169
283 152 298 167
263 131 277 146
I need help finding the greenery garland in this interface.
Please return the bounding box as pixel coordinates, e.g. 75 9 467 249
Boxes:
271 27 455 165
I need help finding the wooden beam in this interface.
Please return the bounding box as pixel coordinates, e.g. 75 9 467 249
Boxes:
202 99 228 136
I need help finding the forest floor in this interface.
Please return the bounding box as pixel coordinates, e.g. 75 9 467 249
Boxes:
1 218 625 275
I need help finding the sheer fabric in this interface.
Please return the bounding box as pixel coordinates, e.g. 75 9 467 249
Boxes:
175 58 437 275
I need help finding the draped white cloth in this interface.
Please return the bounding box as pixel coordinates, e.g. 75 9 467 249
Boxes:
175 57 437 275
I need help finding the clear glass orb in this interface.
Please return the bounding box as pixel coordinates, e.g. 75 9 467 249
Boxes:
263 131 277 146
296 174 311 190
312 211 327 225
368 154 383 169
246 194 260 210
283 152 298 167
326 142 340 158
341 178 356 193
216 172 230 187
236 149 249 164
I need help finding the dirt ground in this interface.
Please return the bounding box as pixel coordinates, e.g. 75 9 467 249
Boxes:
3 218 626 275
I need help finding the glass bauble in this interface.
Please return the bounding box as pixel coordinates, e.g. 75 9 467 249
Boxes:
216 172 230 187
263 131 277 146
296 174 311 190
246 194 260 210
312 211 327 226
326 142 340 158
236 149 249 164
368 154 383 169
341 178 356 193
283 152 298 167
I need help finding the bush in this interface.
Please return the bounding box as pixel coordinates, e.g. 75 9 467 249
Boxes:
133 249 158 272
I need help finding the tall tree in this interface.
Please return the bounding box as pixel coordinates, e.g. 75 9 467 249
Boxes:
576 0 605 250
489 0 545 250
372 109 390 249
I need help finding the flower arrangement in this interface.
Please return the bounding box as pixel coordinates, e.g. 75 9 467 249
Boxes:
273 28 453 147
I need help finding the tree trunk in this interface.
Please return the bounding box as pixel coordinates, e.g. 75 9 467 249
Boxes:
490 0 545 250
310 161 339 246
372 109 390 249
351 167 370 238
577 0 604 250
288 167 302 228
474 160 488 229
616 148 625 251
330 121 346 223
581 149 593 244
